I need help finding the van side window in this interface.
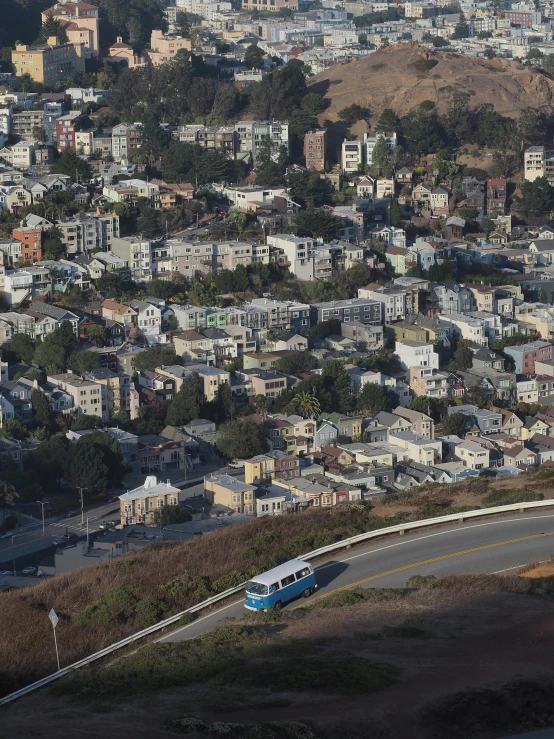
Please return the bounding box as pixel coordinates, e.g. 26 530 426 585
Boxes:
296 568 309 579
269 582 280 593
281 575 295 587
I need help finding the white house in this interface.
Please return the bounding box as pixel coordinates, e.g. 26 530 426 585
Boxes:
394 340 439 371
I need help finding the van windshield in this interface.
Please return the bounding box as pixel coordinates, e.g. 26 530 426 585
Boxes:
246 581 268 596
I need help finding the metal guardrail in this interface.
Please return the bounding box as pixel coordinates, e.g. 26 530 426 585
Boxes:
2 497 554 707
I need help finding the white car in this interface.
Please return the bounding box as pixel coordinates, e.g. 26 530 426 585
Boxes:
21 567 37 575
0 570 14 576
0 532 13 539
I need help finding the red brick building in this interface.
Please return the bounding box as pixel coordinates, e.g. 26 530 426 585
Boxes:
304 129 327 172
56 112 81 152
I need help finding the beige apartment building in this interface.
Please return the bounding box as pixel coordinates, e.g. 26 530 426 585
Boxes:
42 2 100 53
148 30 191 65
156 364 230 402
204 474 256 514
48 373 108 422
241 0 298 10
12 39 86 86
84 369 140 419
119 475 181 525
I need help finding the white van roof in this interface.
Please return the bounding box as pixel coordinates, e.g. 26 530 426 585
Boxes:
249 559 311 586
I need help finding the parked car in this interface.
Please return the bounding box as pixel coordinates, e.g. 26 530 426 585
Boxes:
99 522 109 530
21 567 37 575
52 538 63 545
0 532 12 539
0 570 14 576
62 532 78 542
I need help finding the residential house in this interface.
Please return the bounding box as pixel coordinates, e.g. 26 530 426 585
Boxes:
119 475 181 526
505 340 554 374
395 340 439 371
204 474 256 514
393 406 434 439
244 451 300 485
409 367 450 400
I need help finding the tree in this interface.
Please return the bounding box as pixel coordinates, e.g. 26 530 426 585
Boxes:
255 138 288 187
443 412 466 436
301 92 325 115
32 390 50 425
244 43 265 69
254 394 268 416
64 442 108 497
292 391 322 419
276 351 318 376
67 350 102 374
310 319 342 340
9 333 35 362
153 505 192 526
213 381 233 424
87 324 107 346
78 430 128 487
51 149 93 183
390 200 403 228
36 11 68 45
216 418 266 459
517 177 554 217
377 108 400 132
372 136 394 177
408 396 432 414
3 418 28 440
72 414 103 430
293 208 341 239
165 372 204 427
34 341 64 373
449 345 473 370
358 32 368 45
452 13 470 39
321 360 354 413
338 103 370 127
357 383 392 415
133 346 180 373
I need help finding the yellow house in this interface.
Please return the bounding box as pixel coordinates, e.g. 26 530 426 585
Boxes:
520 417 550 441
244 455 274 485
204 474 256 514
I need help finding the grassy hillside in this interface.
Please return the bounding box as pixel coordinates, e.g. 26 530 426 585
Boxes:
0 470 552 698
5 570 554 738
309 42 554 129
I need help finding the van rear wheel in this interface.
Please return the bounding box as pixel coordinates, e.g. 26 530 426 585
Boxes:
273 600 283 611
302 587 312 598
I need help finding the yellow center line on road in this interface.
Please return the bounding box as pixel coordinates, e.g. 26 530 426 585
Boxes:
293 530 554 609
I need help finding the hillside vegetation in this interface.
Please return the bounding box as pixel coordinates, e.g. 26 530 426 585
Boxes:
310 42 554 125
0 470 553 698
5 571 554 737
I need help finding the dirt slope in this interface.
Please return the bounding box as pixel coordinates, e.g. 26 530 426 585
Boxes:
309 42 554 129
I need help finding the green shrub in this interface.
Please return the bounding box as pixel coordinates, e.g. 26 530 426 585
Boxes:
407 574 439 589
134 597 168 628
212 571 249 593
483 489 543 507
424 59 438 70
160 573 211 601
420 99 435 110
306 587 402 609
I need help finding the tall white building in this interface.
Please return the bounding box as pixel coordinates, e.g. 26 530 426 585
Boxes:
234 121 289 163
395 340 439 371
267 234 315 281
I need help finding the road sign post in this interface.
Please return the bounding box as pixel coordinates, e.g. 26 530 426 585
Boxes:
48 608 60 671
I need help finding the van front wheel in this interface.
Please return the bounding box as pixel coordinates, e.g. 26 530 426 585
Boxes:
302 587 312 598
273 600 283 611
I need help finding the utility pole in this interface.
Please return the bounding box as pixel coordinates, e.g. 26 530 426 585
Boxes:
37 501 49 537
77 487 87 526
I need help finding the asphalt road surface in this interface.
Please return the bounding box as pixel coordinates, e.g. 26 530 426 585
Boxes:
159 510 554 643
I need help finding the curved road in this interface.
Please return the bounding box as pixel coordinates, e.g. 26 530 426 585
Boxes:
159 510 554 643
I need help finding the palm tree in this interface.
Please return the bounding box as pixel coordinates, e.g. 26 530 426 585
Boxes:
293 391 321 420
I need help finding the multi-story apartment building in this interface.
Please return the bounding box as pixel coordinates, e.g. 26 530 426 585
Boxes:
111 123 143 161
55 112 81 152
176 125 236 155
304 129 327 171
148 29 191 65
84 368 139 419
43 101 64 145
156 364 230 402
111 236 152 281
120 475 181 526
11 110 45 140
48 373 108 421
408 367 449 399
57 212 120 255
363 131 397 163
341 139 363 174
439 312 487 346
12 227 42 264
42 2 100 54
244 451 300 485
12 39 86 86
395 340 439 371
247 298 311 332
311 298 382 326
0 108 12 139
505 339 554 374
234 120 289 162
487 178 507 214
524 146 554 185
267 234 315 280
359 284 406 322
204 474 256 514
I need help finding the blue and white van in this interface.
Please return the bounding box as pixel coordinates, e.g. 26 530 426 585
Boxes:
244 559 317 611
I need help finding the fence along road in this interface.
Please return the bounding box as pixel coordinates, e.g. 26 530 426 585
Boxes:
3 499 554 705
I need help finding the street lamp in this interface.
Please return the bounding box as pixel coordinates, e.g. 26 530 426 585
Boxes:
76 488 88 526
36 501 49 537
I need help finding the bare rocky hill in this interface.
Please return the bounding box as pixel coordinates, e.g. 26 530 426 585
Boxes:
309 42 554 128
